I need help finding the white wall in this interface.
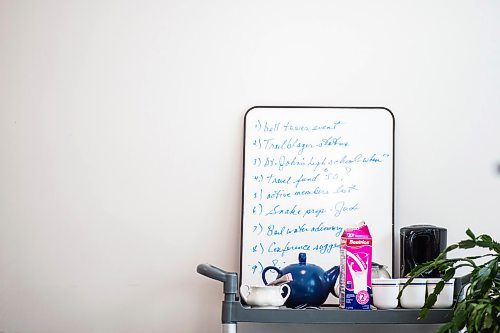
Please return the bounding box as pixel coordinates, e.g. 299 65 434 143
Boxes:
1 1 499 333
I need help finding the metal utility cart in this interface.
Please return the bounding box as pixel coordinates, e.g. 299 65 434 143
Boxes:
198 107 466 332
197 263 469 333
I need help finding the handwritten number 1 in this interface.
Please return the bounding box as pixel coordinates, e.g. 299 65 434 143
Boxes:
255 120 261 130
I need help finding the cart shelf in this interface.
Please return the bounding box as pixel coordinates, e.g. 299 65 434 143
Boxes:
224 301 452 324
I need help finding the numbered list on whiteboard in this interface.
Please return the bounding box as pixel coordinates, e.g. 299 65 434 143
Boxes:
241 108 393 287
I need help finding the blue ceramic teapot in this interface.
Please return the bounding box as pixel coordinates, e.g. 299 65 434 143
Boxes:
262 253 340 308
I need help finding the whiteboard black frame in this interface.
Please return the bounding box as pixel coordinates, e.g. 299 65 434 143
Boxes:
239 106 395 289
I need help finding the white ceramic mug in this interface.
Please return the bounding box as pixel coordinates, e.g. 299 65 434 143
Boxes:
372 278 400 309
239 284 291 308
427 278 455 308
399 278 427 309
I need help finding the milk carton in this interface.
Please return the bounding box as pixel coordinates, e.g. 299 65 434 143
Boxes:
339 221 372 310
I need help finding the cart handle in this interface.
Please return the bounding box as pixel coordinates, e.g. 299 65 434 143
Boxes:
197 264 238 301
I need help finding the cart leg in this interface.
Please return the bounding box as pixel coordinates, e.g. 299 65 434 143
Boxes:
222 323 236 333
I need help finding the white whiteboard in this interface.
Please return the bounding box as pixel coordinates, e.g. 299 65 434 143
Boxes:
241 107 394 293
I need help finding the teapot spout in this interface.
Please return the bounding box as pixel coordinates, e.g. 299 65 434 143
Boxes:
325 266 340 294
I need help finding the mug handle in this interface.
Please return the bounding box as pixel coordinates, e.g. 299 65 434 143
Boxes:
239 284 250 303
261 266 283 285
280 284 291 302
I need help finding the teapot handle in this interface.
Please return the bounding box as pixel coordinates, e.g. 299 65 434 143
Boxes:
261 266 283 285
280 284 291 302
326 265 341 297
239 284 251 303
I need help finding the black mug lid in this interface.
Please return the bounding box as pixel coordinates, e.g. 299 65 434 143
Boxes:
400 224 447 232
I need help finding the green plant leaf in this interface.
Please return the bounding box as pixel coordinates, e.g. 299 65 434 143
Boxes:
418 307 429 320
484 307 493 328
406 230 499 333
436 244 459 261
466 229 476 240
438 263 450 273
437 282 447 295
478 266 492 279
436 321 454 333
453 301 468 329
443 267 456 281
459 239 476 249
492 241 500 254
481 234 492 243
474 306 486 332
424 293 437 308
408 259 441 276
478 259 498 296
476 240 494 249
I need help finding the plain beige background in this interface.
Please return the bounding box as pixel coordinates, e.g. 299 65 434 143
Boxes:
1 1 499 333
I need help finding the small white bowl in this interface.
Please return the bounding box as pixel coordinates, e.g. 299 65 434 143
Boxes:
399 278 427 309
427 278 455 308
372 278 400 309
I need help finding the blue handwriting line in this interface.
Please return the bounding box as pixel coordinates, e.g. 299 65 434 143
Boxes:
267 241 340 257
316 136 349 148
255 120 345 133
256 153 390 171
264 204 326 218
264 187 330 200
261 138 313 155
333 201 359 217
265 222 343 237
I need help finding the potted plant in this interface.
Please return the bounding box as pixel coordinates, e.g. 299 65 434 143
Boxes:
400 229 499 332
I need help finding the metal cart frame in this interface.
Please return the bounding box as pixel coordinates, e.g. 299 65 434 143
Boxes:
197 263 470 333
198 107 468 332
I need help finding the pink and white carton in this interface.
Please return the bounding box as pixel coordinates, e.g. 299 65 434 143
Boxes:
339 221 372 310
